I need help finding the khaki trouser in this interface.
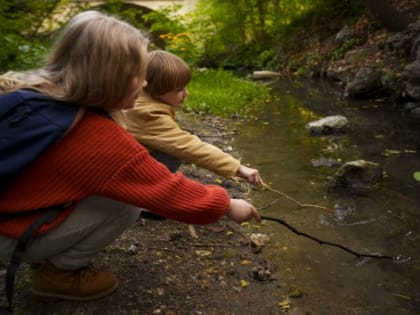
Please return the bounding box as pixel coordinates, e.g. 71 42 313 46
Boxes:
0 197 140 269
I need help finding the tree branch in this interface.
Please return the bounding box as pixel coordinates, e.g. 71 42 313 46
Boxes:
260 215 394 260
263 185 333 213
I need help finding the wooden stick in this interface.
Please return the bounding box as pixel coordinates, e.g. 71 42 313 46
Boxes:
263 185 333 213
260 215 394 260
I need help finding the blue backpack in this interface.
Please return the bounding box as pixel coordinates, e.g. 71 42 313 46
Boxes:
0 90 80 190
0 89 80 313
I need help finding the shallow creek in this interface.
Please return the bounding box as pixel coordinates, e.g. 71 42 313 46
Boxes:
234 78 420 315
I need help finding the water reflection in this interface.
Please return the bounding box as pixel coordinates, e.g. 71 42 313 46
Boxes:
234 78 420 314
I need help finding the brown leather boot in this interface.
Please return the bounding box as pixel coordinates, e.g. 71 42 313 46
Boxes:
31 260 118 301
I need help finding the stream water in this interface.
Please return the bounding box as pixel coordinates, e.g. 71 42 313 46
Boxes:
233 78 420 315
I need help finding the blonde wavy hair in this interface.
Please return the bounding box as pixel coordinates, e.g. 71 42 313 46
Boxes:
144 50 191 97
0 10 149 109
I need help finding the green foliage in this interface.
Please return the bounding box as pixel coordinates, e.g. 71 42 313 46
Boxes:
141 5 203 65
136 0 367 69
158 32 200 67
184 69 270 117
142 5 186 35
414 172 420 182
189 0 277 67
1 34 49 71
0 0 82 72
287 55 303 71
331 38 359 60
0 0 368 74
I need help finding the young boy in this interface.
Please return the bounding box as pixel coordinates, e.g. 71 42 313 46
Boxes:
124 50 265 187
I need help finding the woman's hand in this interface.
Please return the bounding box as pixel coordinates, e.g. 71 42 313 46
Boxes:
236 165 265 186
226 199 260 224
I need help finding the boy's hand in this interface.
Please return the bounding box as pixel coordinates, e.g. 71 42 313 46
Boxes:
226 199 260 224
236 165 265 186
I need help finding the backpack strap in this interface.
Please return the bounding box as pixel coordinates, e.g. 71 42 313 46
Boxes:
0 202 72 314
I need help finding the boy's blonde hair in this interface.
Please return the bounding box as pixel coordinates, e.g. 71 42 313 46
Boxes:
144 50 191 97
0 10 149 109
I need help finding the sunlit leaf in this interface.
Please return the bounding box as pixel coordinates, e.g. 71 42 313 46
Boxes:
205 267 215 274
383 149 401 156
195 250 212 257
188 225 198 238
414 172 420 182
278 300 290 309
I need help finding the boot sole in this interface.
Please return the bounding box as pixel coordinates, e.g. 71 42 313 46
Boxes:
31 281 118 301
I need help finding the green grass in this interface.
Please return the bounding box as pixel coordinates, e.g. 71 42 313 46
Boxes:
184 68 271 117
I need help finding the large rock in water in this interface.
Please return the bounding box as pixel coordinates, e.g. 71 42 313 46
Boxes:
305 115 349 136
329 160 384 191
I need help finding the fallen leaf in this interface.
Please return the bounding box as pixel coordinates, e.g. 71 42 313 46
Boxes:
205 267 215 274
240 280 250 287
278 300 290 309
195 250 212 257
188 225 198 238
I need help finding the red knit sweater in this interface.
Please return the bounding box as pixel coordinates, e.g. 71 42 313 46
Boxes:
0 111 229 239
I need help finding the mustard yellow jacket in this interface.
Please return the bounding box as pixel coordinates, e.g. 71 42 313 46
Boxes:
124 96 240 179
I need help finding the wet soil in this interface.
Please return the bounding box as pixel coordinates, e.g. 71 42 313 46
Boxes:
1 112 285 315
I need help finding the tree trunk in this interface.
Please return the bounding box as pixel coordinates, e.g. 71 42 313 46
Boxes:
364 0 413 32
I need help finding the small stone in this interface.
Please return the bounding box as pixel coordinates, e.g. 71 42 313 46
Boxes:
127 244 137 255
250 233 271 247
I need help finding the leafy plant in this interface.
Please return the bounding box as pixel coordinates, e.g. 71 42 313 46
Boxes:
331 38 359 61
3 33 52 70
0 0 83 72
158 32 200 66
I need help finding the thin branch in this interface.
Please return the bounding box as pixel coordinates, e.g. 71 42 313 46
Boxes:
263 185 333 213
260 215 394 260
31 0 62 37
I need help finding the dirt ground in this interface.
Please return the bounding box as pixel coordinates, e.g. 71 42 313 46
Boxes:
0 112 288 315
